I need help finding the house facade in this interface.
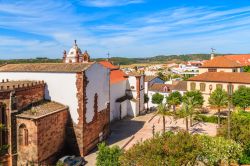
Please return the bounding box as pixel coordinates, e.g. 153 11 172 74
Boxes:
99 61 145 121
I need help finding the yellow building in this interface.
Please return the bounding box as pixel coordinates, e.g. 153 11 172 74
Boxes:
188 54 250 106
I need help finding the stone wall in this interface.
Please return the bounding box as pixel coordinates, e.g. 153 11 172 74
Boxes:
16 108 68 165
82 104 110 155
0 83 45 166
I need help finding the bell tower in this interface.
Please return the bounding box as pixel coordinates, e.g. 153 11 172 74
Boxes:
63 40 91 63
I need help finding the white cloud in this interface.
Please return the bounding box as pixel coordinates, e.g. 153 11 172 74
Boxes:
1 1 250 58
81 0 144 7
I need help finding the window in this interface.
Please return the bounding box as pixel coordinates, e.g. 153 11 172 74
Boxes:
190 82 196 90
233 69 237 72
216 84 223 89
19 124 28 146
208 68 217 72
200 83 206 91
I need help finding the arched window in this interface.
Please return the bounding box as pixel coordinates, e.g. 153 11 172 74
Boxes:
19 124 28 146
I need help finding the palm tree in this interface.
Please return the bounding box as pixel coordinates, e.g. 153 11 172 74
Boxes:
209 88 228 127
182 90 204 126
156 103 170 132
166 91 182 112
176 96 199 131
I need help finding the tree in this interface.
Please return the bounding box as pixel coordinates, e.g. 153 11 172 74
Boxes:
176 96 199 131
156 103 170 132
182 90 204 126
166 91 182 112
232 86 250 111
209 87 228 126
243 66 250 72
152 93 164 105
182 90 204 107
120 131 242 166
96 142 123 166
218 111 250 164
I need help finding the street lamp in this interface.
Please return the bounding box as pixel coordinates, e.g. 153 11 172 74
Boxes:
209 84 213 94
152 124 155 137
227 83 233 139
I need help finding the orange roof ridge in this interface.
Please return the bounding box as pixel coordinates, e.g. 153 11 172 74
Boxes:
188 72 250 84
201 56 242 68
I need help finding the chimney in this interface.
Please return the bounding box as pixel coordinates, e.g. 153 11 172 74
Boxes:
211 48 216 60
211 53 214 60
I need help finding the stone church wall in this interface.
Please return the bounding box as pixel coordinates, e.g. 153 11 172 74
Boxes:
16 108 68 165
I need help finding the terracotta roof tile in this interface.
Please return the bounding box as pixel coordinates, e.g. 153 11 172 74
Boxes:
110 70 127 84
99 61 118 69
145 76 158 82
173 81 187 91
201 56 242 68
188 72 250 84
225 54 250 66
149 83 173 93
0 63 92 73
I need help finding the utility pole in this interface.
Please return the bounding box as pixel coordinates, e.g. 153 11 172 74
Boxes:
227 83 233 139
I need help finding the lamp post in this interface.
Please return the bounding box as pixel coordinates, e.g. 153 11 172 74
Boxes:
227 83 233 139
152 124 155 138
209 84 213 94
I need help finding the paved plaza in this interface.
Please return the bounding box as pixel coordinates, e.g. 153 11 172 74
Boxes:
84 112 217 165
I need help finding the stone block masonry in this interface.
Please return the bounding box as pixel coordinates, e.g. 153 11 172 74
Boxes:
16 106 68 165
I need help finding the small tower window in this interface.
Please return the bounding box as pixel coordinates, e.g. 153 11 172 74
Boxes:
19 124 28 146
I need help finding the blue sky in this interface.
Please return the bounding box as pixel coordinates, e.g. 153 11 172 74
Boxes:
1 0 250 59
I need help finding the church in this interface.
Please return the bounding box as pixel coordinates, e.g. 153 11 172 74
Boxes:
0 41 110 165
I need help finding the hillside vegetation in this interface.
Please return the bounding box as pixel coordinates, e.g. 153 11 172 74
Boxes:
0 54 227 65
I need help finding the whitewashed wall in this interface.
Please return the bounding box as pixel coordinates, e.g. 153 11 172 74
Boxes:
127 76 137 99
0 72 79 123
85 63 110 123
121 100 128 119
110 80 126 121
127 100 138 117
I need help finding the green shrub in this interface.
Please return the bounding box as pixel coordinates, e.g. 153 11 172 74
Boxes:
96 142 123 166
218 111 250 164
120 131 242 166
195 114 226 124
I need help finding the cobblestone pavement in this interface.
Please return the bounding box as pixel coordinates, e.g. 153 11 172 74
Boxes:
84 112 217 165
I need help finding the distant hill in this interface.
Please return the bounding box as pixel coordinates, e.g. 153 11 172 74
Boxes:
0 54 223 65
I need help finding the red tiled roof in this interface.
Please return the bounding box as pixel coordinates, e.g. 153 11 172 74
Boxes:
98 61 126 84
225 54 250 66
99 61 118 69
110 70 127 84
201 56 242 68
188 72 250 84
149 83 173 93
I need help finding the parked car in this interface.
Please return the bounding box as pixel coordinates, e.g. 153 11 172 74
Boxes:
58 155 87 166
